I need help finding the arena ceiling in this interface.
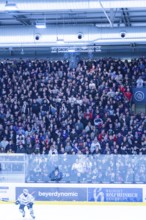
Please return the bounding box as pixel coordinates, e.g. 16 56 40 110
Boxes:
0 0 146 57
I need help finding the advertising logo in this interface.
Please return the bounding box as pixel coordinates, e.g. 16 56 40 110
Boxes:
88 188 143 202
16 187 87 201
134 91 145 102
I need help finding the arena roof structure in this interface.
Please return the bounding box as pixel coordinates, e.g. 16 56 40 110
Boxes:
0 0 146 56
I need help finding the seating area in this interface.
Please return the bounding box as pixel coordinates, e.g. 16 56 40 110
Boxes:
0 58 146 156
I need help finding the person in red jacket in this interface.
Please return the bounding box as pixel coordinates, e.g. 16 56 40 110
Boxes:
124 88 132 101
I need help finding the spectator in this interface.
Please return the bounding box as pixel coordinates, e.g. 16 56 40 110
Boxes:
49 166 63 182
0 137 9 150
136 76 144 87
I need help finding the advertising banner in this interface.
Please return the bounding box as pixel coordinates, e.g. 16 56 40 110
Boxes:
88 188 143 202
16 187 87 201
0 186 10 201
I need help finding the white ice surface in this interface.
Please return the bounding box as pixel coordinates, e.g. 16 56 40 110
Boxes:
0 204 145 220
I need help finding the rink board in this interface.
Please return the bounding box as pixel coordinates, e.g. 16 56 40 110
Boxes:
0 183 146 204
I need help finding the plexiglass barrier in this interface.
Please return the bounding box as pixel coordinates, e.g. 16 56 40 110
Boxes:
0 154 25 182
0 154 146 183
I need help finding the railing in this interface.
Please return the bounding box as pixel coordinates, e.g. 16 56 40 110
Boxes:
0 154 146 183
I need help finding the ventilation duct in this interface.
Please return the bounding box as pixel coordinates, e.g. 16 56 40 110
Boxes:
0 25 146 47
0 0 146 11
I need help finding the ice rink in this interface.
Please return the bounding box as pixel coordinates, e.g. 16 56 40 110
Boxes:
0 204 145 220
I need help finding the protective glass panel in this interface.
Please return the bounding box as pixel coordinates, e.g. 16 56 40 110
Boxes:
0 154 25 182
0 154 146 183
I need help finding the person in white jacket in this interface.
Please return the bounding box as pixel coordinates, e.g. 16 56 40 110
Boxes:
16 189 35 219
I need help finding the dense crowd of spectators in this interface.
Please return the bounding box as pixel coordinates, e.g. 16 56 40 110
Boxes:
0 57 146 156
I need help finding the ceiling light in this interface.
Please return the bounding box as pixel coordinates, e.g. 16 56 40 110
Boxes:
5 2 17 11
35 22 46 29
